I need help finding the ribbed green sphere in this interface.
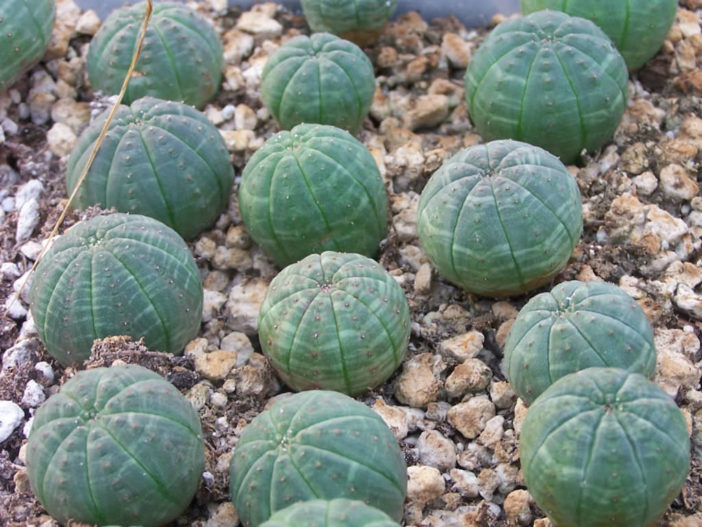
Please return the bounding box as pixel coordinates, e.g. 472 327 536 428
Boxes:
230 390 407 527
505 280 657 405
259 252 410 395
521 368 690 527
261 499 400 527
29 214 203 366
87 1 223 108
417 140 582 298
0 0 55 92
521 0 677 70
261 33 375 133
66 97 234 240
301 0 398 39
238 124 387 267
465 10 628 163
26 364 205 527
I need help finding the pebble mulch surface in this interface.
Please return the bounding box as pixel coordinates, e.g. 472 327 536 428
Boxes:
1 0 702 526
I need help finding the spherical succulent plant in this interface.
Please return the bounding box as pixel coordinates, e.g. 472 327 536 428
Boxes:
29 213 203 366
521 367 690 527
260 499 401 527
417 140 582 298
229 390 407 527
66 96 234 240
504 280 657 404
238 123 387 267
259 252 410 395
521 0 677 70
464 10 628 163
26 364 205 527
261 33 375 133
87 1 223 109
0 0 55 92
300 0 398 44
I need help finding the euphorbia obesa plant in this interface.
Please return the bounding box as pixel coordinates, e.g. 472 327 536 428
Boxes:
26 364 205 527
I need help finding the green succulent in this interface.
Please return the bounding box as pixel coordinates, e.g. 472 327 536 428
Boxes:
301 0 398 43
259 252 410 395
521 367 690 527
87 1 223 109
417 140 582 298
229 390 407 526
505 280 657 404
26 364 205 527
260 499 401 527
66 97 234 240
261 33 375 133
29 213 203 366
465 10 628 163
238 123 387 267
521 0 677 70
0 0 55 92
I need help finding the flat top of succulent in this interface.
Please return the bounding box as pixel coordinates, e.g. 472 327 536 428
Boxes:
267 32 364 61
41 212 188 256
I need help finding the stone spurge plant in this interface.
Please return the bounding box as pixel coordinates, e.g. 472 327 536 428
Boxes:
521 0 677 70
0 0 55 92
465 10 629 163
505 280 657 404
26 364 205 527
87 1 223 109
261 33 376 133
260 499 400 527
29 213 203 366
230 390 407 527
258 251 410 395
301 0 398 44
417 140 582 297
66 96 234 240
238 123 387 267
520 367 690 527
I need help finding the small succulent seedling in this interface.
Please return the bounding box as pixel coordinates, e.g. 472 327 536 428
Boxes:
259 252 410 395
261 33 375 133
26 364 205 527
417 140 582 298
30 213 203 366
66 96 234 240
465 10 628 163
521 0 677 70
238 123 387 267
0 0 55 92
87 1 223 109
260 499 401 527
521 367 690 527
229 390 407 527
504 280 657 404
300 0 398 44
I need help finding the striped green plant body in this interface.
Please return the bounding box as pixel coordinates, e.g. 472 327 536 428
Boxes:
26 364 205 527
229 390 407 527
0 0 55 92
66 97 234 240
261 499 401 527
465 10 628 163
505 280 656 404
259 252 410 395
417 140 582 298
521 367 690 527
261 33 375 133
29 213 203 366
238 123 387 267
301 0 398 36
521 0 677 70
87 1 223 109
